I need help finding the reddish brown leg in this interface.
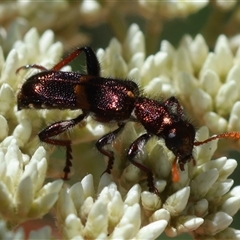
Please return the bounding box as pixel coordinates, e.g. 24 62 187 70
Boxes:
16 47 100 77
96 123 125 175
51 47 100 76
127 133 159 195
38 113 86 179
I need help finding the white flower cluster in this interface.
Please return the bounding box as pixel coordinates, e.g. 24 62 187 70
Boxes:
139 0 237 18
0 1 89 53
55 174 167 239
0 24 239 239
0 28 65 237
79 24 240 238
169 34 240 134
0 141 63 224
55 128 240 239
138 0 209 18
1 1 237 56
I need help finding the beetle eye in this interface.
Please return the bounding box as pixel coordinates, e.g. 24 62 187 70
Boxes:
168 131 176 139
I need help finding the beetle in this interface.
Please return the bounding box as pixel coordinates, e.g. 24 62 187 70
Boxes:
17 47 240 194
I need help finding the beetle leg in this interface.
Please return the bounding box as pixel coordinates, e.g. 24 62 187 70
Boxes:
16 64 48 74
38 113 86 180
96 122 125 175
127 133 159 195
51 47 100 76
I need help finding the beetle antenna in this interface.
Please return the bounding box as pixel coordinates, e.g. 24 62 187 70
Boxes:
194 132 240 146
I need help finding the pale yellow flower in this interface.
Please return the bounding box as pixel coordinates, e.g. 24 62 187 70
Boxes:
0 27 65 231
55 174 167 239
0 139 63 225
0 24 240 239
138 0 209 19
166 34 240 135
